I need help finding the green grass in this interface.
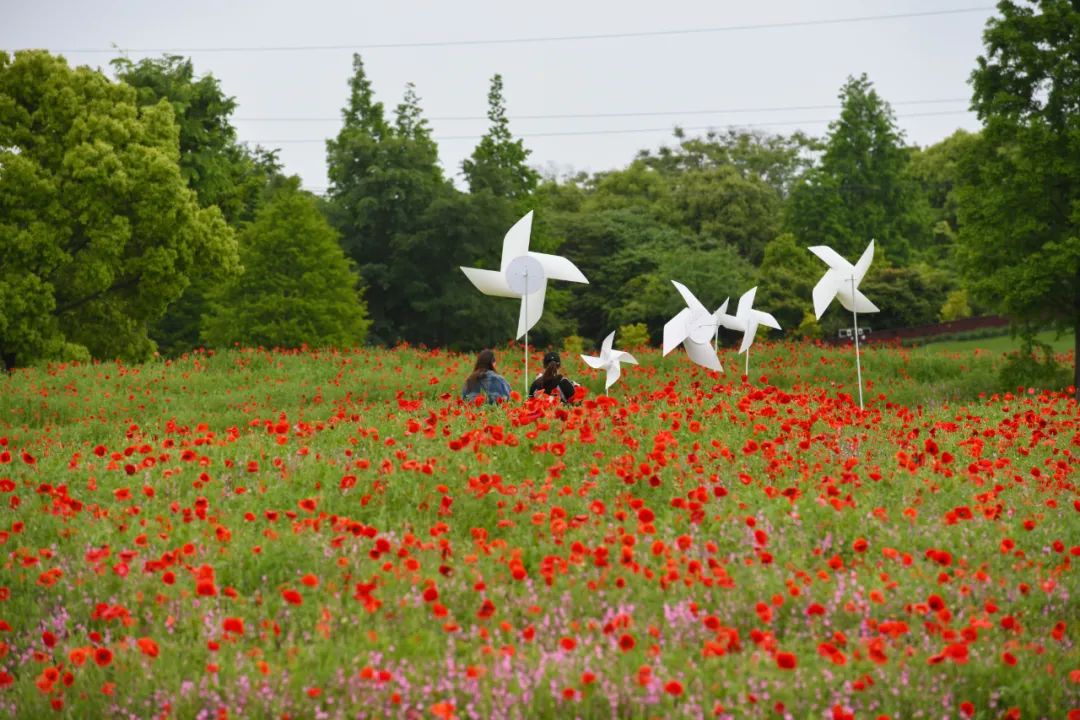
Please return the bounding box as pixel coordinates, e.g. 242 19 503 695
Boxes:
919 329 1075 355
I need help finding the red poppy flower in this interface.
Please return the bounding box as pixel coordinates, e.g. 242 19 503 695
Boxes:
282 589 303 605
93 647 113 667
776 652 797 670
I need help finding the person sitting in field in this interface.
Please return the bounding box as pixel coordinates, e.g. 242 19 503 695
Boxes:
528 351 580 403
461 349 513 404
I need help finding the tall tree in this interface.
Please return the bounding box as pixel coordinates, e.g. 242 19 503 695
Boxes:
461 74 539 200
958 0 1080 395
202 181 369 349
112 55 281 355
0 51 236 369
326 55 450 344
786 75 926 263
638 128 817 198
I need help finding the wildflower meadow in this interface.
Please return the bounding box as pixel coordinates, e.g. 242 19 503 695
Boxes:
0 342 1077 719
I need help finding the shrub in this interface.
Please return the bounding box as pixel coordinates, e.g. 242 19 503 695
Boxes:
617 323 651 349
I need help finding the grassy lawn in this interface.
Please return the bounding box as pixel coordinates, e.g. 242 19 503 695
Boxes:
918 329 1075 355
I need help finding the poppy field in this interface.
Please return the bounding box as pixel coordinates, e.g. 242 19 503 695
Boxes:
0 342 1078 719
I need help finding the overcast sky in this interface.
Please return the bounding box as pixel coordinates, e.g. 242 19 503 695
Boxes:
4 0 997 193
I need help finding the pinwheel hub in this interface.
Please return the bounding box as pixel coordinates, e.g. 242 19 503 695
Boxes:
506 255 545 295
688 313 716 344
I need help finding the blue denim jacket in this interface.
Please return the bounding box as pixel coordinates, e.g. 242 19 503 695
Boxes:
461 371 512 404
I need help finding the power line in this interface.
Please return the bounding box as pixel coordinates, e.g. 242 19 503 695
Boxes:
47 7 994 54
247 109 974 144
235 97 969 123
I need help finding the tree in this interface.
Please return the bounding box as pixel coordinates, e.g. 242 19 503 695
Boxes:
0 51 236 369
756 233 821 333
461 74 539 200
958 0 1080 394
786 75 926 263
326 55 449 344
660 165 780 264
112 55 282 355
638 128 817 198
111 55 278 224
202 181 369 349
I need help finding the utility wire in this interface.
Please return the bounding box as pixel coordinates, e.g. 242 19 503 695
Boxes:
235 97 969 123
47 7 994 54
247 109 974 144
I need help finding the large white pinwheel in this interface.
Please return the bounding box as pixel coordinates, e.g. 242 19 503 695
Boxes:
717 287 781 375
461 211 588 339
581 331 638 391
662 281 726 372
808 240 879 409
808 240 879 320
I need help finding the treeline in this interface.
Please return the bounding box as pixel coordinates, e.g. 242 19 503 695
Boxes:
1 0 1078 393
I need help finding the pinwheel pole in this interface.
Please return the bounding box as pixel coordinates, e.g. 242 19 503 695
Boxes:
523 289 529 397
851 275 864 411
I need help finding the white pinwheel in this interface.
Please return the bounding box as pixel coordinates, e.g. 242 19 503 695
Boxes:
580 331 638 391
716 286 781 375
808 239 880 409
460 211 588 339
662 281 726 372
808 240 879 320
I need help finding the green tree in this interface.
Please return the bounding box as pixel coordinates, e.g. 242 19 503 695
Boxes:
112 55 282 356
786 75 926 263
904 130 980 267
202 181 368 349
958 0 1080 394
461 74 539 200
660 165 780 264
326 55 449 344
638 128 817 198
756 233 820 333
0 51 236 369
111 55 278 224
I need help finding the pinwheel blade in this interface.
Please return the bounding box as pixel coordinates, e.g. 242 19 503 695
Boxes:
531 252 588 284
853 239 875 283
683 339 723 372
516 282 547 339
581 354 606 370
500 212 533 274
598 331 615 359
755 310 781 330
808 245 853 272
461 267 517 298
663 308 692 355
812 271 843 320
739 318 759 354
736 287 758 320
604 361 622 390
672 281 709 316
611 350 638 366
839 288 880 314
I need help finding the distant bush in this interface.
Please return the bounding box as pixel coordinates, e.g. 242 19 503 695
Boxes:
617 323 651 349
794 312 822 340
562 335 586 356
998 335 1071 392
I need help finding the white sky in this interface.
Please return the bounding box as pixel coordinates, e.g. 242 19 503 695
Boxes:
4 0 995 193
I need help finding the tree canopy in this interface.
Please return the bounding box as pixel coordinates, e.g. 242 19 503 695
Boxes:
959 0 1080 394
202 181 369 349
0 50 236 369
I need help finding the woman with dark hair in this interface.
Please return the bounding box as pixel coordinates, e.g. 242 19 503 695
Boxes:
461 349 512 404
528 351 580 403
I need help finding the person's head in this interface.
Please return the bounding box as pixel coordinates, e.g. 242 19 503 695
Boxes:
542 351 562 382
466 349 497 391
